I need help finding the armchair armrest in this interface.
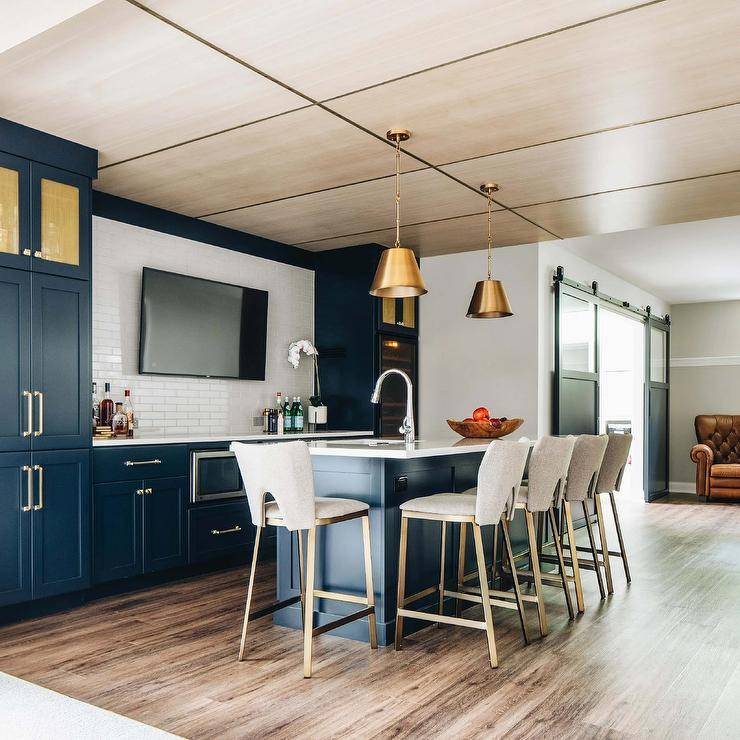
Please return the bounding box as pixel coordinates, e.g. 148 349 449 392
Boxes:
690 444 713 496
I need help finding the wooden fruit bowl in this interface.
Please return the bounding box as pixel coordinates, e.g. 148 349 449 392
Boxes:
446 417 524 439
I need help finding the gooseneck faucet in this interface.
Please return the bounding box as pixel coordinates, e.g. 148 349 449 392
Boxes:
371 368 415 445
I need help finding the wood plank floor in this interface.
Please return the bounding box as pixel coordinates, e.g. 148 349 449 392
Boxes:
1 494 738 739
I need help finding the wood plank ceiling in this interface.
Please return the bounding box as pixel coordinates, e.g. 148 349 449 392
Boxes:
2 0 739 256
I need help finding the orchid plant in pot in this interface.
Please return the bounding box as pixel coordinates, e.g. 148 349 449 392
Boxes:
287 340 327 425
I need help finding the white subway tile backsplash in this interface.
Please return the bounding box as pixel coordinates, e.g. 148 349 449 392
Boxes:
92 217 314 436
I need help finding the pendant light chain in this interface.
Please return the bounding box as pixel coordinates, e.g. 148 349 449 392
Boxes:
486 191 493 280
394 136 402 248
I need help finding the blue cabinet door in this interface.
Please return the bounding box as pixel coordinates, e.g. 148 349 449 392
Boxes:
30 449 90 599
0 153 31 271
0 453 32 606
0 268 31 453
31 273 90 450
30 163 90 280
93 480 143 584
144 476 188 573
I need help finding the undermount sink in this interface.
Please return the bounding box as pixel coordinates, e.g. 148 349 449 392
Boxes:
326 438 407 446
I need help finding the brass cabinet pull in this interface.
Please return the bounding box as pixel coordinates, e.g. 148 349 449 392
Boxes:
22 465 33 512
32 465 43 510
145 487 153 495
33 391 43 437
124 459 161 467
211 525 242 536
33 250 43 259
23 391 33 437
22 248 31 256
136 488 145 496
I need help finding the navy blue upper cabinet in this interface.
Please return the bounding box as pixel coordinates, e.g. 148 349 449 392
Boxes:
0 152 31 272
144 476 188 573
31 449 90 599
31 273 90 450
0 453 32 607
0 268 31 453
30 164 90 280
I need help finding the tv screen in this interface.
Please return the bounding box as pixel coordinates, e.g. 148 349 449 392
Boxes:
139 268 268 380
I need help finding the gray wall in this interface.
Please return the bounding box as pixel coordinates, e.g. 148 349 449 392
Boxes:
669 300 740 487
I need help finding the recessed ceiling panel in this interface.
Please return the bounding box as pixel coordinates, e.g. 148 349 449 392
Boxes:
145 0 641 101
95 107 398 216
444 104 740 207
300 210 555 255
329 0 740 164
518 172 740 238
0 0 304 165
204 168 495 245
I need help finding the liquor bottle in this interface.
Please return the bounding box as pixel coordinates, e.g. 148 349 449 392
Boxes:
100 382 114 428
284 394 293 433
111 402 129 437
267 408 278 434
123 389 136 438
91 382 100 429
293 396 304 434
262 408 270 433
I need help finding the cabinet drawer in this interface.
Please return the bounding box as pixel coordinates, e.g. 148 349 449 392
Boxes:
189 501 252 564
93 444 187 483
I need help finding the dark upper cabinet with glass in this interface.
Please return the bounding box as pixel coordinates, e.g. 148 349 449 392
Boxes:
0 139 92 281
376 296 419 337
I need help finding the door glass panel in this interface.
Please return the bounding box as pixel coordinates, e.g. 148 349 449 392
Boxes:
402 297 416 329
382 298 396 325
561 294 595 372
650 327 667 383
41 178 79 265
0 167 19 256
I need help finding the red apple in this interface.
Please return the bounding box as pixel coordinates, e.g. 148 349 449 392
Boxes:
472 407 490 421
463 417 475 423
489 418 502 429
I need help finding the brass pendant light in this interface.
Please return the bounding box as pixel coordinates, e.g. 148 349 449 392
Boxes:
369 128 427 298
466 183 513 318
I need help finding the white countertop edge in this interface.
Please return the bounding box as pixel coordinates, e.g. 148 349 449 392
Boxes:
306 439 504 458
92 430 374 447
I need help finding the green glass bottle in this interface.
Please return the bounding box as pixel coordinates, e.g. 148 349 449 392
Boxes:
293 396 304 434
283 394 293 433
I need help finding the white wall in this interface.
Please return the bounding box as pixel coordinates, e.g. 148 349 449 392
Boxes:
92 217 314 436
419 244 540 439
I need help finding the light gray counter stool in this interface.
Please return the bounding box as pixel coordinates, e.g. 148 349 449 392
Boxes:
395 439 530 669
594 433 633 589
230 440 377 678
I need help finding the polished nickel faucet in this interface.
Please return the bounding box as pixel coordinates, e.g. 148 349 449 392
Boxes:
371 368 415 445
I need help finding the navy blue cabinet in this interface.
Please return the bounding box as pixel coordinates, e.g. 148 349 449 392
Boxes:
93 475 188 584
0 449 89 606
0 152 31 272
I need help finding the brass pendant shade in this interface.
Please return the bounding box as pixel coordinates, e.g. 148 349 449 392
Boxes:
369 128 427 298
466 183 513 319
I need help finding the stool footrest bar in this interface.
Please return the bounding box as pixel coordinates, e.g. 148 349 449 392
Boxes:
313 589 368 605
312 607 375 637
396 607 487 630
251 594 302 620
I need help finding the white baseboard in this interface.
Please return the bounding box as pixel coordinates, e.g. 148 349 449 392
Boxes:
669 481 695 494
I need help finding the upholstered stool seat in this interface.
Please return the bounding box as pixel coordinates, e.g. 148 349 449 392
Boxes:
265 497 369 521
400 493 476 517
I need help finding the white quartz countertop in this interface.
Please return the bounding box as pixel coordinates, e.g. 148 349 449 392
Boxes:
92 430 373 447
306 438 501 459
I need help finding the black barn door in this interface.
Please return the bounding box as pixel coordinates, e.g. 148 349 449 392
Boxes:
645 316 670 501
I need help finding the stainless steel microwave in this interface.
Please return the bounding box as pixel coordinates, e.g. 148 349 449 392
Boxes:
191 449 245 503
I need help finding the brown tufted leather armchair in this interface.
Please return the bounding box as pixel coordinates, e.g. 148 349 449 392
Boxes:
690 415 740 500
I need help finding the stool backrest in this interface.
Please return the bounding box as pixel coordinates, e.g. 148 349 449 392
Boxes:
475 439 530 525
596 433 633 494
230 440 315 530
526 436 576 512
565 435 609 502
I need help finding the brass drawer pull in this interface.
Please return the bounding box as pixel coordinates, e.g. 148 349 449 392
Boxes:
211 525 242 536
23 391 33 437
33 391 43 437
124 459 162 467
22 465 33 512
32 465 43 510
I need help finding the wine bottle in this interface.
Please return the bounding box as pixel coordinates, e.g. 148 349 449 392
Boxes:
294 396 304 434
284 394 293 433
100 382 114 428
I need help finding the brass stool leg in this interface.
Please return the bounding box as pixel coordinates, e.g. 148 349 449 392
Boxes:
361 515 378 649
395 514 409 651
502 518 529 645
437 521 447 623
525 510 548 637
563 501 585 613
582 500 606 599
303 527 317 678
609 491 631 582
594 493 614 594
297 529 305 627
491 521 499 586
472 523 498 668
548 507 574 620
238 525 263 661
456 521 467 617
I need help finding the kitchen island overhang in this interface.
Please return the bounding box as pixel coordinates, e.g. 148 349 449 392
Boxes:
274 438 526 646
